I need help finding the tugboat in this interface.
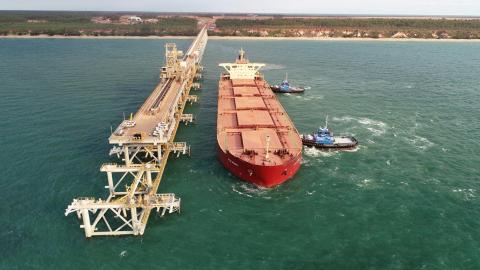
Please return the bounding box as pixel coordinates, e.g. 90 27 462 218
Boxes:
271 73 305 93
301 117 358 150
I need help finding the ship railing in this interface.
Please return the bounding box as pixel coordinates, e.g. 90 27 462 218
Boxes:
240 147 302 156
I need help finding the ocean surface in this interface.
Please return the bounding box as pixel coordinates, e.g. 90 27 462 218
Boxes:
1 38 480 269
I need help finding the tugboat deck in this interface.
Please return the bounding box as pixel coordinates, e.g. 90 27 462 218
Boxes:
333 137 355 144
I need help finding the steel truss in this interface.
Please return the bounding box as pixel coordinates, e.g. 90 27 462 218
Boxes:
65 27 208 237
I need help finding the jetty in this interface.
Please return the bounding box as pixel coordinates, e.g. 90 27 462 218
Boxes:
65 27 208 237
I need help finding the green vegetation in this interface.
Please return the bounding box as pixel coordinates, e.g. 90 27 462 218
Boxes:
216 18 480 30
213 17 480 39
0 11 198 36
1 11 479 39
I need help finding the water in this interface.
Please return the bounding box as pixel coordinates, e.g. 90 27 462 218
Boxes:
1 38 480 269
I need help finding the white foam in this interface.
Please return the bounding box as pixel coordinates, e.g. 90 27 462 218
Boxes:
303 146 337 157
358 118 387 128
452 188 476 200
343 146 360 153
301 158 312 167
232 183 271 198
332 116 356 122
291 94 323 101
405 135 434 150
366 127 386 136
332 116 387 136
231 186 253 198
357 178 372 188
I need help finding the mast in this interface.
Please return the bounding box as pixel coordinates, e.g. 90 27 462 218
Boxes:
239 48 245 61
265 135 271 159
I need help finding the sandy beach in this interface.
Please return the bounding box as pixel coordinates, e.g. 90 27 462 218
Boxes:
1 34 480 42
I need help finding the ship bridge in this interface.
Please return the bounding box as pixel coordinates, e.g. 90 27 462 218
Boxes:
66 27 208 237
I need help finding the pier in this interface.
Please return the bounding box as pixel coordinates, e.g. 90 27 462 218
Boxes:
65 27 208 237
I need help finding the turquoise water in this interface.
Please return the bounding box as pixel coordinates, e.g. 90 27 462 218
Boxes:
1 38 480 269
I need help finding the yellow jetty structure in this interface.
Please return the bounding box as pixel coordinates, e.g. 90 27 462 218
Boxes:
65 27 208 237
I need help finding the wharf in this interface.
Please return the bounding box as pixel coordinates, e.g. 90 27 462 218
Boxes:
65 27 208 237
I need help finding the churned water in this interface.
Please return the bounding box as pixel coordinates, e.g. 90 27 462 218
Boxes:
1 38 480 269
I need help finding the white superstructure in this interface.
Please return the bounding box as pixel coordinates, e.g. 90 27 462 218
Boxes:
219 49 265 80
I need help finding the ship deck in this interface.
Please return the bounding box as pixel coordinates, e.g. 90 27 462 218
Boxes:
217 76 302 166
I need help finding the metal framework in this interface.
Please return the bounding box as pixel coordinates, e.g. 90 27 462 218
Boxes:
161 43 183 81
66 27 208 237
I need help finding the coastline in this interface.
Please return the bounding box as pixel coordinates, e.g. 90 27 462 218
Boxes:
210 36 480 42
0 35 196 40
1 34 480 42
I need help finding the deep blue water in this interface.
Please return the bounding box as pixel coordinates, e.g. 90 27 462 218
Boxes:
1 38 480 269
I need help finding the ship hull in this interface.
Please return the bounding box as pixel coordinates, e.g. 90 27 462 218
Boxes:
271 86 305 93
217 144 301 188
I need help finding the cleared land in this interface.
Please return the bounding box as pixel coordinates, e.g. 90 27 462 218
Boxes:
0 11 198 36
213 17 480 39
1 11 479 39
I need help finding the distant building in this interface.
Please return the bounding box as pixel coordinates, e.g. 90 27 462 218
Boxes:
130 16 143 23
27 20 47 23
144 18 159 24
119 15 143 24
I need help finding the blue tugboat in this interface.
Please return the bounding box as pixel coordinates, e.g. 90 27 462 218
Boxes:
301 117 358 150
271 73 305 93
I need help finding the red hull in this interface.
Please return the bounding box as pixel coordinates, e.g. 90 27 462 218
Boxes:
217 50 303 188
217 144 302 188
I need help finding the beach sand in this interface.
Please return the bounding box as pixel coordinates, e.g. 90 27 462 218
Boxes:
1 34 480 42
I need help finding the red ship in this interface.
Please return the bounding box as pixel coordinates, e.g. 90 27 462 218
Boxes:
217 49 302 187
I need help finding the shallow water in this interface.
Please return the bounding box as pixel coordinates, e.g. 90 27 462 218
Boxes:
1 38 480 269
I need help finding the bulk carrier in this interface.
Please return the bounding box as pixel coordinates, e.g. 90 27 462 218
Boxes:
217 49 302 187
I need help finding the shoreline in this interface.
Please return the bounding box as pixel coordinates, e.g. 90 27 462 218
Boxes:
1 34 480 42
